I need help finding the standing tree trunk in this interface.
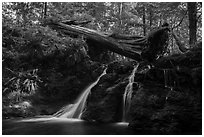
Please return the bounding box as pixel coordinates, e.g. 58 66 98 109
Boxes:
142 6 146 36
44 2 47 19
149 8 153 28
117 2 123 33
187 2 197 45
20 2 29 27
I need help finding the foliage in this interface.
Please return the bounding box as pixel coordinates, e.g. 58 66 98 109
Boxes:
3 68 41 102
2 2 202 119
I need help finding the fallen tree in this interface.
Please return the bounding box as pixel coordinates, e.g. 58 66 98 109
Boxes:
47 20 170 62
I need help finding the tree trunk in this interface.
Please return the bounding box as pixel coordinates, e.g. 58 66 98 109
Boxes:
47 21 169 62
172 31 188 53
21 2 29 27
187 2 197 45
148 5 153 28
44 2 47 19
118 2 123 32
149 10 152 28
142 6 146 36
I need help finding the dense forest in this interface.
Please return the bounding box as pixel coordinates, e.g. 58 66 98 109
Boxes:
2 2 202 135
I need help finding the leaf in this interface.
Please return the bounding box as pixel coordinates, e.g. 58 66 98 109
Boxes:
5 77 16 85
3 88 9 93
23 79 29 84
31 83 35 92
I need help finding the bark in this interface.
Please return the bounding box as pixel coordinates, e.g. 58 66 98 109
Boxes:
48 21 143 61
109 33 144 40
21 3 29 27
149 9 153 27
44 2 47 19
47 21 170 62
142 6 146 36
187 2 197 45
172 31 189 53
119 2 123 28
62 20 91 26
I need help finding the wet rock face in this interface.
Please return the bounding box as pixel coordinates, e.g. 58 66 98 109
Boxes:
81 61 135 122
82 47 201 134
128 49 202 134
82 81 127 122
129 85 201 134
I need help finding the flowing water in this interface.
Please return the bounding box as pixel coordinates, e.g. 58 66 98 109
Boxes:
163 69 173 88
163 69 174 90
164 69 168 88
3 118 136 135
53 68 107 119
122 64 139 122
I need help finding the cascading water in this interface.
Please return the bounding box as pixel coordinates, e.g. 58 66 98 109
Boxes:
122 64 139 122
53 68 107 119
163 69 173 90
164 69 168 88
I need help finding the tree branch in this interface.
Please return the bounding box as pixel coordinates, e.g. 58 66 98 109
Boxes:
172 10 187 29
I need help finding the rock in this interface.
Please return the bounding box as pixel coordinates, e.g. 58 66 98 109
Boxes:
81 47 202 134
81 61 136 122
154 47 201 69
81 46 201 134
81 79 128 122
128 58 202 134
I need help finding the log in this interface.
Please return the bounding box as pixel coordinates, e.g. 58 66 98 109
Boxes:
47 20 169 62
48 21 143 61
109 33 144 40
61 20 92 26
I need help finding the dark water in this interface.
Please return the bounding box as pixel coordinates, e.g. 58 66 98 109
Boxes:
2 116 137 135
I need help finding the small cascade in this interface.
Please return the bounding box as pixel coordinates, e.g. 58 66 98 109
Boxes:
122 64 139 122
53 68 107 119
164 69 168 88
163 69 173 90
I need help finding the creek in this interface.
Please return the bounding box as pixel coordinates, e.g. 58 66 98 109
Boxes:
3 117 136 135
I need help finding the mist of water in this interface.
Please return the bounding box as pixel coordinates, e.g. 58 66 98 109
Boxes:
53 68 107 119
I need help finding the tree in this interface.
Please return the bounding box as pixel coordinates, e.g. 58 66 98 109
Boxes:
43 2 47 19
149 6 153 28
187 2 197 45
142 5 146 36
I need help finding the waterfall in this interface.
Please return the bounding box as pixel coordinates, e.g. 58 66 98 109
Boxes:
163 69 173 90
122 64 139 122
53 68 107 119
164 69 168 88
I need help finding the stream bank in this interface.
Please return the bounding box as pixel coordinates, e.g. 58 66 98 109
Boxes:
3 46 202 135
